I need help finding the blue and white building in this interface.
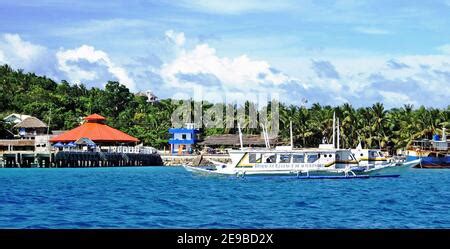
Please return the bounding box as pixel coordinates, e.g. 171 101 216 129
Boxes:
168 123 200 155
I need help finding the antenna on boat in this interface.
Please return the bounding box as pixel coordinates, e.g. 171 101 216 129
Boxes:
337 117 340 149
290 120 293 150
332 112 336 148
237 122 244 150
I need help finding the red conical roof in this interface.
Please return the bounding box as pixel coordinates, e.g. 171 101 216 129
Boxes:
49 114 139 143
84 113 106 122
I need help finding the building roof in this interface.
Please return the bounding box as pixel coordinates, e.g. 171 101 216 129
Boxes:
83 113 106 122
13 117 48 128
49 114 139 143
199 134 279 147
3 114 32 124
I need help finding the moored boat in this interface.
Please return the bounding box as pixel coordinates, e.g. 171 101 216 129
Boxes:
183 114 401 177
183 146 395 177
405 128 450 168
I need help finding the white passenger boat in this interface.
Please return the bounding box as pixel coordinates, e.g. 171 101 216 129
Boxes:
183 146 396 177
183 115 401 178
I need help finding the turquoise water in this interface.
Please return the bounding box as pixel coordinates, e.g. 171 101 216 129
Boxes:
0 166 449 228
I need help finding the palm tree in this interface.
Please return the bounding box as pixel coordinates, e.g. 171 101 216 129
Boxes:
370 102 388 149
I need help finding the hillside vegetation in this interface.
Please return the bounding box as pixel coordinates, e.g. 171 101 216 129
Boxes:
1 64 449 150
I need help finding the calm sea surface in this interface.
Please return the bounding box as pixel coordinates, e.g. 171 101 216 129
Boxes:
0 166 449 228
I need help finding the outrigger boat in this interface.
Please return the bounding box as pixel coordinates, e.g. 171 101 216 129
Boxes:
184 114 408 179
183 146 398 177
405 128 450 168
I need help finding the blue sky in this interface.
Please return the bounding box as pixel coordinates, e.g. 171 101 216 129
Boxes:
1 0 450 108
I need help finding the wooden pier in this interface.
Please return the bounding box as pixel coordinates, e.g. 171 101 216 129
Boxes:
1 151 163 168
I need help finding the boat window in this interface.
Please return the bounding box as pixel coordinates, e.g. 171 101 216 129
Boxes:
329 154 332 157
360 153 363 157
278 154 291 163
293 154 305 163
249 153 261 163
370 151 378 157
249 153 256 163
323 154 327 158
336 154 340 160
307 154 319 163
265 154 276 163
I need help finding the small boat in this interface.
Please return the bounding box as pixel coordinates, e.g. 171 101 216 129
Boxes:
405 128 450 168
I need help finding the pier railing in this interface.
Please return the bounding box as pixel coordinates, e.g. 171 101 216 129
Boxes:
57 146 158 154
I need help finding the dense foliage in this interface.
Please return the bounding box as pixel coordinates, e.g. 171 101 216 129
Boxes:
1 64 449 150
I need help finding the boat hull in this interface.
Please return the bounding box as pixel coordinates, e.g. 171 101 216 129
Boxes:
183 162 396 177
407 155 450 168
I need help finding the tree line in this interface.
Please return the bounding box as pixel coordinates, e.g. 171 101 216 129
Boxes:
0 64 449 150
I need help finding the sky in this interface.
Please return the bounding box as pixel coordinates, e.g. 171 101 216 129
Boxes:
0 0 450 108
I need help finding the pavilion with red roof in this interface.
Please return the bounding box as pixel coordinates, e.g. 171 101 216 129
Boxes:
49 114 139 145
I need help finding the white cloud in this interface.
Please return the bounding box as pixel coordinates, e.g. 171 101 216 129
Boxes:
0 33 47 69
56 45 135 90
156 30 450 108
379 90 418 107
165 30 186 47
0 50 5 62
1 32 450 108
160 43 294 92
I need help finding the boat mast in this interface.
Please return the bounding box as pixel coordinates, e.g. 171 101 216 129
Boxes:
337 117 340 149
238 122 244 150
443 127 447 142
290 120 293 150
261 123 271 149
332 112 336 148
261 124 266 148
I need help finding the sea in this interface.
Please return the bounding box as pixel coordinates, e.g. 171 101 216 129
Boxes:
0 166 449 228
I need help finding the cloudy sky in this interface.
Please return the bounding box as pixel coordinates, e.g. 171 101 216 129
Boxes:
1 0 450 108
